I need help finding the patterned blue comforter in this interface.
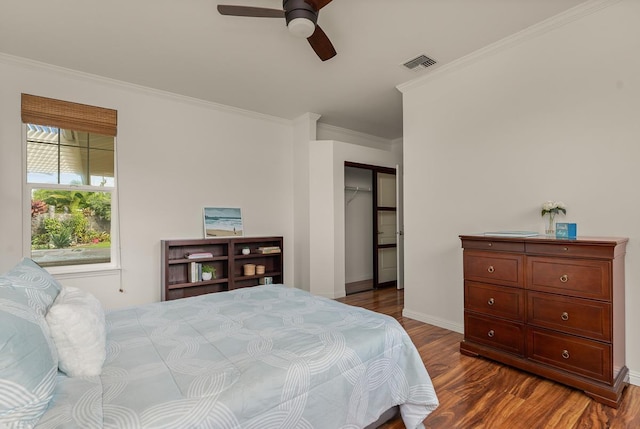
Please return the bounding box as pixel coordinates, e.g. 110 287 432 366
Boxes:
36 285 438 428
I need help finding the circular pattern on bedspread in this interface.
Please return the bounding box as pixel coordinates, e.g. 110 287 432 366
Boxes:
0 258 60 427
36 285 438 428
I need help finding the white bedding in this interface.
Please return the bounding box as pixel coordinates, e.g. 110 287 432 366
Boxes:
36 285 438 428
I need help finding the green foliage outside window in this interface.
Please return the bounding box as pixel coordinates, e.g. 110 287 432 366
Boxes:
31 190 111 250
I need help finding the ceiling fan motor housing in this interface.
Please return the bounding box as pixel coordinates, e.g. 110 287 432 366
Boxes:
217 0 335 60
283 0 318 26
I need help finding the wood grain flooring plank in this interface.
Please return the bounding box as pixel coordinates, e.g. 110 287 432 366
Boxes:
337 287 639 429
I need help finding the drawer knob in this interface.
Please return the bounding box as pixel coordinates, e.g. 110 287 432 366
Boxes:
487 266 495 273
560 274 569 283
562 350 570 359
561 312 569 321
488 243 493 247
488 330 495 338
488 298 495 306
563 247 569 251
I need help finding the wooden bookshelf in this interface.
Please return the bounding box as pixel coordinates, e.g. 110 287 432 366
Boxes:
161 236 283 301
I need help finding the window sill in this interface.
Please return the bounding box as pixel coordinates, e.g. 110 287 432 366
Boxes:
46 263 121 279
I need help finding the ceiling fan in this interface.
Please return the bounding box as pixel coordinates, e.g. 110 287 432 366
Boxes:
217 0 337 61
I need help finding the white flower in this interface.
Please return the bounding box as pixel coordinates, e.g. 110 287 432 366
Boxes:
541 200 567 217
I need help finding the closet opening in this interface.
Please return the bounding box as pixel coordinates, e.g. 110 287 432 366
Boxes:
344 162 398 295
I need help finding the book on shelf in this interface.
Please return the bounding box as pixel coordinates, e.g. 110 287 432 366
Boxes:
189 262 195 282
189 262 204 282
186 252 213 259
257 246 281 254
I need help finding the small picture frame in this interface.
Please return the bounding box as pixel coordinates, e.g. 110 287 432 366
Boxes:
555 222 577 239
203 207 243 238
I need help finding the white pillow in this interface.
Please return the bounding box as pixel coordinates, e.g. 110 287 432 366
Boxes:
46 286 106 377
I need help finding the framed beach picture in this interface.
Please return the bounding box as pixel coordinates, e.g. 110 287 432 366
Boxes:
203 207 244 238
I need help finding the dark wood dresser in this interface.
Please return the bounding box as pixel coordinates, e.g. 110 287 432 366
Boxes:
459 234 628 407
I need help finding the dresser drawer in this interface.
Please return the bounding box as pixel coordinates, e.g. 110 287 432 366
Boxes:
464 312 524 356
527 257 611 300
527 328 611 383
464 250 524 288
525 242 616 259
527 291 611 341
461 238 525 253
465 281 524 321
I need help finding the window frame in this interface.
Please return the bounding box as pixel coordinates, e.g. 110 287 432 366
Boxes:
22 126 121 275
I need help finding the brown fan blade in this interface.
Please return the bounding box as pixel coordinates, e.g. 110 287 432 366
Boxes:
217 5 285 18
304 0 333 11
307 25 336 61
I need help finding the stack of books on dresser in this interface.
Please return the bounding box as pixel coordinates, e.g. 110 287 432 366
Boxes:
257 246 281 254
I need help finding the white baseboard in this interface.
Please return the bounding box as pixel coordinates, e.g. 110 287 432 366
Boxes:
628 369 640 387
401 308 464 334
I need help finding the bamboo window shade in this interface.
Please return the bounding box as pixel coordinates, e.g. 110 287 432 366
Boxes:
21 93 117 136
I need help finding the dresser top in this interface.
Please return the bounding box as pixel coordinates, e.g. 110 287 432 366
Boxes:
459 234 628 246
460 234 627 258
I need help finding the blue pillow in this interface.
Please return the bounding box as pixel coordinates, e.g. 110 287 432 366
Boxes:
0 258 61 427
4 258 62 316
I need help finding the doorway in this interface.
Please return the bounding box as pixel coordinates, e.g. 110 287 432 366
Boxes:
344 162 398 295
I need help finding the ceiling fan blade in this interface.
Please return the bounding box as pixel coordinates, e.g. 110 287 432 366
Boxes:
307 25 336 61
304 0 333 11
217 5 285 18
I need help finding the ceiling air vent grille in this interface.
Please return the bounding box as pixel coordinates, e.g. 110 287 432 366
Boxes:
402 54 437 71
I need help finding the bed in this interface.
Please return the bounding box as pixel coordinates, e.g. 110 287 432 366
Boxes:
0 258 438 428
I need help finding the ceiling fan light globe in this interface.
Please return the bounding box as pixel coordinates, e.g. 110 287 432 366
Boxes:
288 17 315 38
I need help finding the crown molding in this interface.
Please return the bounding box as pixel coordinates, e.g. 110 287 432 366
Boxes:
316 122 394 147
0 52 292 127
397 0 621 94
293 112 322 124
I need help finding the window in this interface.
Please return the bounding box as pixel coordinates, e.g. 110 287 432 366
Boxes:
22 94 118 269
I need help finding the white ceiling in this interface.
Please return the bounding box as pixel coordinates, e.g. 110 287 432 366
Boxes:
0 0 591 140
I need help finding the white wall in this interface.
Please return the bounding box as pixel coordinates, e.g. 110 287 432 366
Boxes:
308 140 401 298
0 55 295 309
292 113 320 292
308 141 337 298
399 0 640 382
293 116 398 292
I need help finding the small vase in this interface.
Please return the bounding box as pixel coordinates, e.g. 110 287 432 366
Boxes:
202 272 213 281
545 214 556 236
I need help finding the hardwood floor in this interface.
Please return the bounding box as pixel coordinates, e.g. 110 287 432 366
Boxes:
345 279 374 295
337 288 640 429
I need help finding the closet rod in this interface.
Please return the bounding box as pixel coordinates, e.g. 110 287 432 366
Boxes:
345 186 372 192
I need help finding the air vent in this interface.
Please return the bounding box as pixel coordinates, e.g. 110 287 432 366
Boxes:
402 54 437 71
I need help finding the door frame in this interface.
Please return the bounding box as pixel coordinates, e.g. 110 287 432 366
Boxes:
345 161 398 289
